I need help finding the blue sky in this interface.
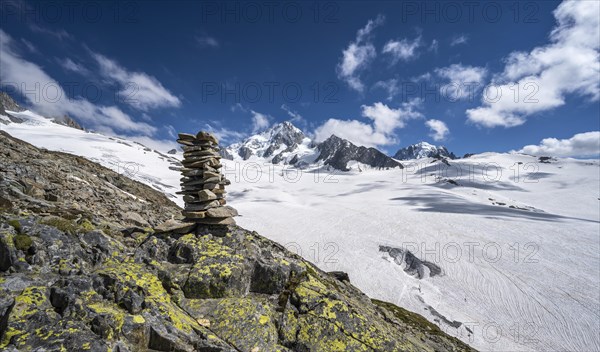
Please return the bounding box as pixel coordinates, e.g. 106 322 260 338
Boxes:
1 0 599 157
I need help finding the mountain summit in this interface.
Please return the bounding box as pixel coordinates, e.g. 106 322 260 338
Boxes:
225 122 403 170
393 142 456 160
225 121 309 162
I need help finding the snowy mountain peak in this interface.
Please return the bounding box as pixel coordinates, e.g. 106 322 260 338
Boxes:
226 121 308 161
394 142 456 160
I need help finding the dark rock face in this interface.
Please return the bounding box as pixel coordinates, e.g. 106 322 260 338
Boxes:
316 135 403 171
0 132 475 352
53 115 83 130
167 149 177 155
219 148 234 160
394 142 457 160
379 245 443 279
238 146 253 160
0 92 24 113
0 93 25 124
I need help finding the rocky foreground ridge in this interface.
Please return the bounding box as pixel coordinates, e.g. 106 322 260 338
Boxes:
0 131 474 351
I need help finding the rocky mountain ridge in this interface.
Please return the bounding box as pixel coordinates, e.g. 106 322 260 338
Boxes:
225 122 404 170
0 131 475 351
393 142 457 160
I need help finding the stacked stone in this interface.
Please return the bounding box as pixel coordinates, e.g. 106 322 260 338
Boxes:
176 131 238 225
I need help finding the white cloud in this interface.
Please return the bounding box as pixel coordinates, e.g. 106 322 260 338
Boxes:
373 79 399 100
425 119 450 141
435 63 488 100
28 24 72 41
382 35 422 63
429 39 439 53
20 39 37 53
250 110 271 133
516 131 600 157
313 99 423 147
466 1 600 128
337 15 385 92
230 103 248 113
204 124 246 145
280 104 303 123
450 34 468 46
60 58 88 75
196 33 219 48
436 64 487 84
92 52 181 111
0 29 157 136
314 119 388 148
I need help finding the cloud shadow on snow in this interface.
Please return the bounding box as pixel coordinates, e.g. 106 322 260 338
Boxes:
390 193 599 223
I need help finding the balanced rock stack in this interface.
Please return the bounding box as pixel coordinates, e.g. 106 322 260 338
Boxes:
176 131 238 225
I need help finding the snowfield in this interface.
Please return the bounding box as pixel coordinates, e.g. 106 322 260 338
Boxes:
2 110 599 351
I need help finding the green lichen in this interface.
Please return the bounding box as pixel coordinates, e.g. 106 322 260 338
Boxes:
7 219 21 232
13 234 32 251
41 217 78 234
79 219 95 232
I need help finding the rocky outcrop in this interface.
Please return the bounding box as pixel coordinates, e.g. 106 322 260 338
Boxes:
317 135 403 171
52 115 83 130
0 132 475 352
394 142 457 160
0 92 24 113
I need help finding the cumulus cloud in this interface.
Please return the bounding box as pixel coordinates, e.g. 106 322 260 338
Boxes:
382 34 422 63
314 99 422 147
373 79 400 101
281 104 303 123
450 34 468 46
515 131 600 157
337 15 385 92
466 1 600 128
435 63 488 100
425 119 450 141
250 110 271 133
0 29 157 136
92 52 181 111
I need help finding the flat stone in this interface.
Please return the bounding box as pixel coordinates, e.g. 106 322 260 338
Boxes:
197 189 217 201
178 133 197 140
184 151 220 158
185 200 220 211
203 183 218 190
206 206 238 218
196 132 219 145
195 217 236 225
181 179 206 187
203 171 220 178
176 139 196 146
202 176 221 184
182 143 213 150
182 210 206 219
155 220 196 234
181 169 204 176
182 157 218 165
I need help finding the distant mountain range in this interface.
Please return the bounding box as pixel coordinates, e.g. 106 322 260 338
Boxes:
223 121 459 170
1 92 457 172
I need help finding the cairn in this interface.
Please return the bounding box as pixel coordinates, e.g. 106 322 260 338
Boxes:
176 131 237 225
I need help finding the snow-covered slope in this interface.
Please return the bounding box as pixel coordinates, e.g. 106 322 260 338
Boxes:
2 108 599 351
394 141 457 160
225 155 599 352
0 109 184 206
